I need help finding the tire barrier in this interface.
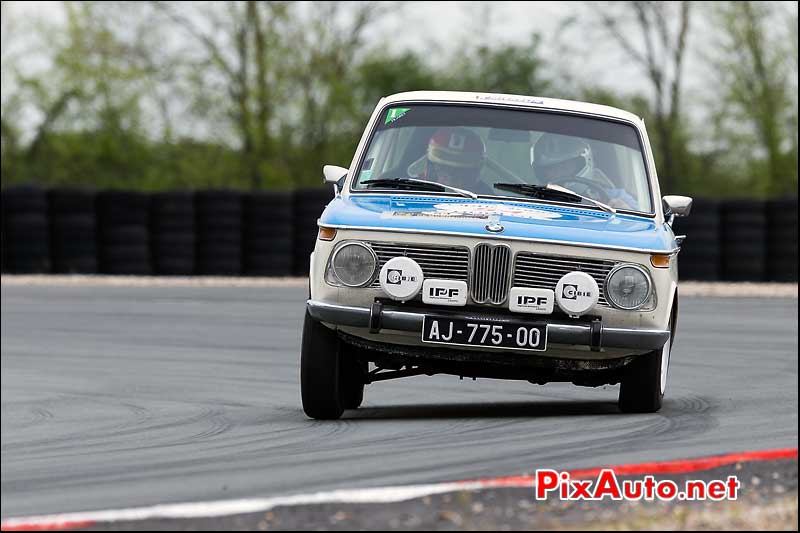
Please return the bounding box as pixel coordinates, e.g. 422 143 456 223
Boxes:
292 188 335 276
1 186 51 273
96 191 152 275
672 198 721 281
244 191 294 276
152 191 195 275
0 187 796 282
720 199 767 282
766 197 798 282
48 188 98 274
196 190 243 275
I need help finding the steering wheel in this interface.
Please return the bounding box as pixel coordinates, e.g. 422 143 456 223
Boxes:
547 176 612 204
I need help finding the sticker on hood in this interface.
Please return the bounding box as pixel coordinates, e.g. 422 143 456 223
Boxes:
380 210 487 220
432 202 562 220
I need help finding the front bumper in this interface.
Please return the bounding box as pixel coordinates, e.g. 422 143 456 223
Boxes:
307 299 669 352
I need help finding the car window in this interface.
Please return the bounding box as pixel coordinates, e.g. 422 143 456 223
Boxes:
352 104 654 214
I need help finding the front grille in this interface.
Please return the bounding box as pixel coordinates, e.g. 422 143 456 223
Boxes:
471 243 512 304
368 242 469 287
513 253 617 307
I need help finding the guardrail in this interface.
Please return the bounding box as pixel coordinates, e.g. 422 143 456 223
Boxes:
1 186 797 281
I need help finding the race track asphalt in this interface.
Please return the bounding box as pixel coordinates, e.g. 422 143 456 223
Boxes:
1 283 797 518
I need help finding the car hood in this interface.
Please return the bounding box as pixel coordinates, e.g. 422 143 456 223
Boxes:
319 194 675 252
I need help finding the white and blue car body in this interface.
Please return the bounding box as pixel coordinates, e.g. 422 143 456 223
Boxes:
302 91 692 419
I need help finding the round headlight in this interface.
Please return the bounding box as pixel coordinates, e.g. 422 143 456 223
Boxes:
331 242 377 287
605 264 652 310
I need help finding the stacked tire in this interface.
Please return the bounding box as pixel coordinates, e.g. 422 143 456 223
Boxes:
152 192 195 275
293 188 334 275
720 199 767 281
97 191 152 275
196 190 243 275
673 198 721 281
48 188 98 273
244 191 293 276
766 197 798 281
0 186 51 273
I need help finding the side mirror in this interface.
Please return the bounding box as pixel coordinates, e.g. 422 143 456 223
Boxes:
323 165 348 184
663 195 692 225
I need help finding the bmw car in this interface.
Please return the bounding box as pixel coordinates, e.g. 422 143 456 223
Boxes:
301 91 692 419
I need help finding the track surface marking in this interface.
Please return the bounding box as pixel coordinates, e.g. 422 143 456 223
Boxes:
1 285 797 518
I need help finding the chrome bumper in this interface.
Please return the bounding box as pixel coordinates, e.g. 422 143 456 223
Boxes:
306 299 669 351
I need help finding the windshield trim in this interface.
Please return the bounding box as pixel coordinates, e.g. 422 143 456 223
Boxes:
346 191 656 219
348 101 657 217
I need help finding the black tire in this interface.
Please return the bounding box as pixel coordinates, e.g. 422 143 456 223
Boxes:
196 257 242 276
766 197 798 281
292 188 333 275
154 257 195 276
243 254 293 276
720 199 767 281
618 315 673 413
101 245 152 275
672 198 721 281
48 188 96 214
301 310 345 420
5 213 51 273
342 381 364 410
55 255 98 274
341 358 366 410
101 225 149 245
2 186 48 215
195 192 242 276
97 191 150 226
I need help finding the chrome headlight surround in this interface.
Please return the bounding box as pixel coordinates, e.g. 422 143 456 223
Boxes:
604 263 654 311
327 241 378 288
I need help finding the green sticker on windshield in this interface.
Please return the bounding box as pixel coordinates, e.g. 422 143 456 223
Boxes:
385 107 410 124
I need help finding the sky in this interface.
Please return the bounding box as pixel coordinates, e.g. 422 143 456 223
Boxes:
2 1 798 141
1 1 665 97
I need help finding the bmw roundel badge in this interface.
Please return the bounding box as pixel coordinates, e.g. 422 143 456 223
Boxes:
485 216 504 233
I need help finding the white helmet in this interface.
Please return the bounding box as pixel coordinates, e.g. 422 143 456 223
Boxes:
532 134 594 180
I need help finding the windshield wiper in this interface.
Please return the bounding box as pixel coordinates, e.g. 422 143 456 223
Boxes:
362 178 477 199
493 182 616 214
545 183 616 214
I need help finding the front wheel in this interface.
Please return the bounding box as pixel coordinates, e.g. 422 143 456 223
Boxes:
300 310 345 420
618 332 671 413
341 359 366 409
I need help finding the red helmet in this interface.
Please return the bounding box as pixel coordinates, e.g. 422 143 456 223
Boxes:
426 127 486 169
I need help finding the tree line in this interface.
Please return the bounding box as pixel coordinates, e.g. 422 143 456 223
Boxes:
1 1 797 196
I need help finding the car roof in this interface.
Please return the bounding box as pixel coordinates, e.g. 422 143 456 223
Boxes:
380 91 643 125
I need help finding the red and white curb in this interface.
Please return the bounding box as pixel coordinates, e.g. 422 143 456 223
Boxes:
2 448 796 531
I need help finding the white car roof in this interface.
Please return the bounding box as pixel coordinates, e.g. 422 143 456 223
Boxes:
380 91 643 125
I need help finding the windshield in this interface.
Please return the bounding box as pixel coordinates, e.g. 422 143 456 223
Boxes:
352 104 653 213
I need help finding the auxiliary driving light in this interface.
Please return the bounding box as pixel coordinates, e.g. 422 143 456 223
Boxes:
555 271 599 317
379 256 424 302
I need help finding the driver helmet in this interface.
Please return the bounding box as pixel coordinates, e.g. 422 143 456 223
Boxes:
532 133 594 181
408 127 486 186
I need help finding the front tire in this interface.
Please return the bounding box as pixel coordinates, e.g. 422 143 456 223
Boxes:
341 359 366 409
301 310 345 420
618 332 671 413
342 373 365 410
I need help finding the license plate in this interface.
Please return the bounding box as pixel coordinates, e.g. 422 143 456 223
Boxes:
421 316 548 352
